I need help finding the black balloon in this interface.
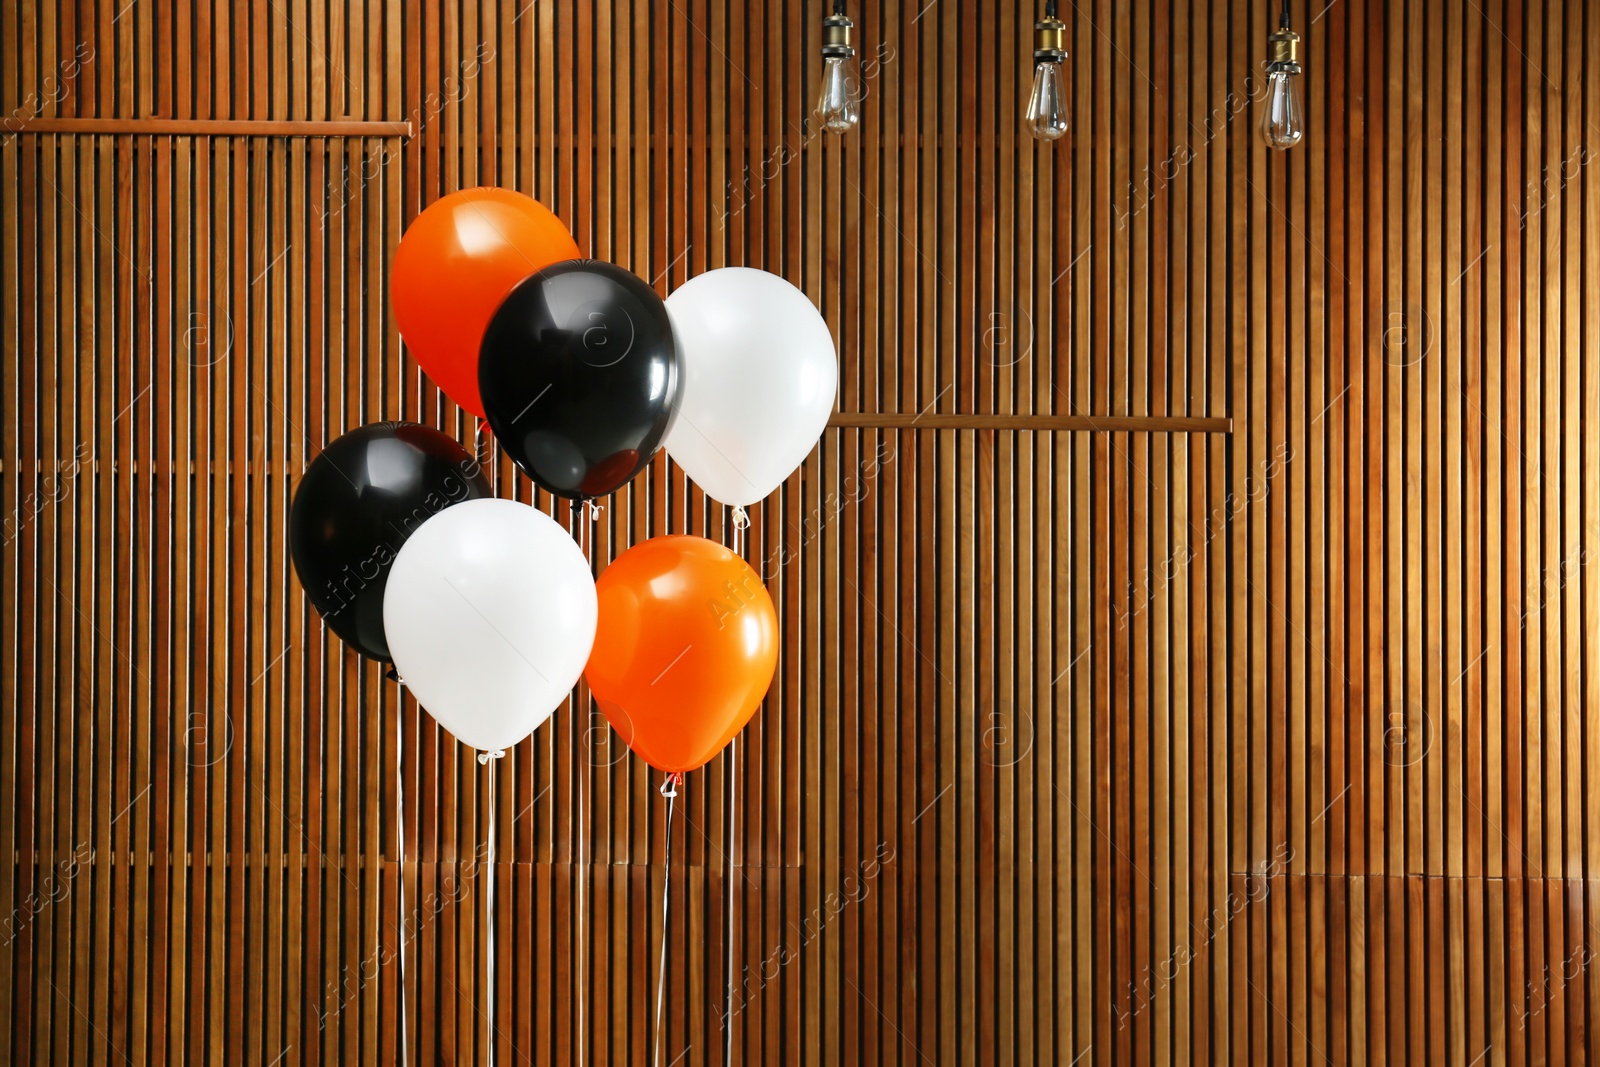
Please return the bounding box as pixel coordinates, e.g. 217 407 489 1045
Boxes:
478 260 680 499
289 422 492 660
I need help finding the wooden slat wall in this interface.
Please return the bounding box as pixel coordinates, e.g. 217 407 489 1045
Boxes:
1 0 1596 1064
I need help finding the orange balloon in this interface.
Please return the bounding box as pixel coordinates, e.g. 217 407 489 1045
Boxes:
585 535 778 774
392 188 580 419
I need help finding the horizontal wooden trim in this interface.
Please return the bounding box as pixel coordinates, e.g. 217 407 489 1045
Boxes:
9 117 413 137
12 851 799 870
828 412 1233 433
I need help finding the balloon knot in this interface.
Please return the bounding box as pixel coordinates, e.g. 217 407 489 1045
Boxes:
587 500 603 520
477 749 506 766
730 505 750 530
660 772 682 798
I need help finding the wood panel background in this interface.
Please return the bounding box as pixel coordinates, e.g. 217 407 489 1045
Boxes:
2 0 1597 1063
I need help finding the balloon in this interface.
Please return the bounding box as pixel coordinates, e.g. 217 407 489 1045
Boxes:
662 267 838 507
478 260 680 500
383 498 597 753
393 188 581 419
289 422 491 661
584 535 778 774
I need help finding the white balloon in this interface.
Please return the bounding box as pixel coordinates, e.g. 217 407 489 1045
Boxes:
663 267 838 507
383 498 596 753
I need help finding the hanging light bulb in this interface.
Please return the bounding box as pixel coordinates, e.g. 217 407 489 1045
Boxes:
815 2 859 134
1026 3 1069 141
1261 0 1304 150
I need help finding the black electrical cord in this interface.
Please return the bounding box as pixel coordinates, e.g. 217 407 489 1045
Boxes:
1045 0 1058 16
1279 0 1291 28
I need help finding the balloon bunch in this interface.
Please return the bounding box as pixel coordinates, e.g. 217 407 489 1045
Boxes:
289 188 837 777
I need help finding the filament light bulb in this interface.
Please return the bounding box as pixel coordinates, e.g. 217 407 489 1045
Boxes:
816 55 860 134
1261 22 1304 150
816 10 859 135
1026 60 1069 140
1027 11 1069 142
1261 67 1304 149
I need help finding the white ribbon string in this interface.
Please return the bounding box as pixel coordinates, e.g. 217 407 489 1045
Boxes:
723 507 745 1061
653 774 680 1067
575 706 588 1067
723 739 737 1067
572 497 593 1067
396 682 410 1067
485 757 499 1067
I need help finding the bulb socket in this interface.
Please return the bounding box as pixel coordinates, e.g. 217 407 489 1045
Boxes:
1266 26 1300 71
822 13 855 59
1034 15 1067 63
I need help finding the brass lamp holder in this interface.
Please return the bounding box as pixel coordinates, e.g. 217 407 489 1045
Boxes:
1266 24 1301 73
822 11 855 59
1034 14 1067 64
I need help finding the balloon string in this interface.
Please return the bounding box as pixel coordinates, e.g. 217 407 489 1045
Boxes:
574 684 588 1067
485 758 499 1067
396 683 411 1067
571 499 598 561
653 774 681 1067
572 496 592 1067
723 739 737 1067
